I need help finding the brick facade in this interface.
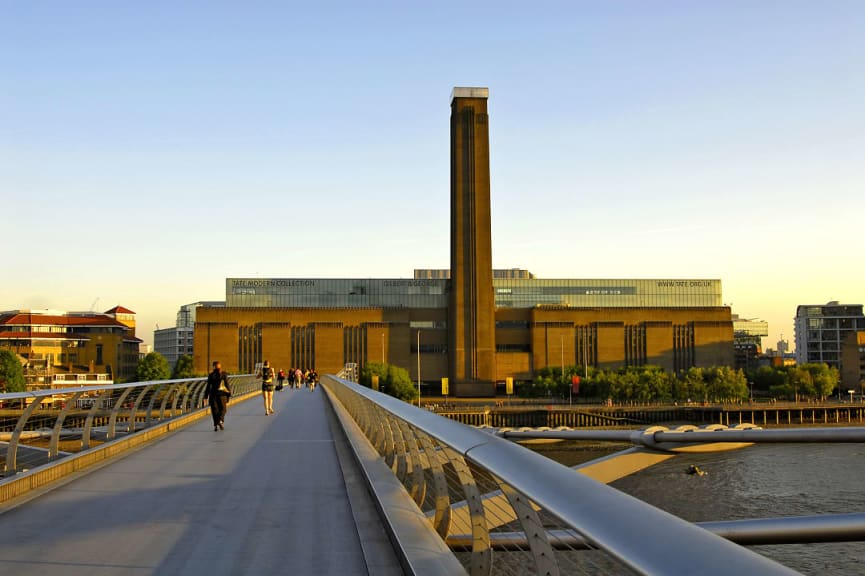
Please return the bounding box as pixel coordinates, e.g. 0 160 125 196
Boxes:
193 305 733 383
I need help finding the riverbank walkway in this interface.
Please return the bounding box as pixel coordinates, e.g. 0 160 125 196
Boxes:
0 387 402 576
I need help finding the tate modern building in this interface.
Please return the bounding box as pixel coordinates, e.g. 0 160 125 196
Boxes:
193 88 733 395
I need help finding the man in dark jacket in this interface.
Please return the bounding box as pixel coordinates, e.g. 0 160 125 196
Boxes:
204 361 231 431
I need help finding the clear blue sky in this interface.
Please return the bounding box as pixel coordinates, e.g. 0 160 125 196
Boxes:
2 1 863 349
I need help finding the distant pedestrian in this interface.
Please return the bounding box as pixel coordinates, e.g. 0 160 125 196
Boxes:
258 360 276 415
204 361 231 431
294 368 303 389
277 369 286 391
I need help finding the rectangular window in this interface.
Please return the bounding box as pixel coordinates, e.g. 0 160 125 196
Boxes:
96 344 103 365
496 320 530 329
496 344 530 352
412 344 447 354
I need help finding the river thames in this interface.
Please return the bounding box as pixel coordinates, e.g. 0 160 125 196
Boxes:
532 441 865 574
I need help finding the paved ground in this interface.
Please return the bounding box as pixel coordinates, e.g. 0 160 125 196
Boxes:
0 386 398 575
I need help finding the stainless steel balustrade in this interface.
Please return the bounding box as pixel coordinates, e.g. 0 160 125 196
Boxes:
446 512 865 550
497 425 865 445
0 375 258 478
322 375 800 576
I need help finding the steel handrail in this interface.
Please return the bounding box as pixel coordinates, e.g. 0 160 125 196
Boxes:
497 426 865 445
0 374 258 477
446 512 865 549
1 378 210 402
323 375 799 576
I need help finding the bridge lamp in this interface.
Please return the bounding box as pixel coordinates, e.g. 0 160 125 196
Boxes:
417 330 422 407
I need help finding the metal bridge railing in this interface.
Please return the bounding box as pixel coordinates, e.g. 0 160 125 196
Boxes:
322 375 800 576
337 362 359 383
495 424 865 445
0 374 259 479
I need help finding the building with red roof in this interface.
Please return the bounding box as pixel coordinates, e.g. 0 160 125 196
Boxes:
0 308 141 388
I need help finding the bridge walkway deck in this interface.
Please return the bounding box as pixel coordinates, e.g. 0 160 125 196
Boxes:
0 386 402 576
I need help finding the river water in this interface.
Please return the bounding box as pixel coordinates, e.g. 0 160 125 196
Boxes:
530 442 865 575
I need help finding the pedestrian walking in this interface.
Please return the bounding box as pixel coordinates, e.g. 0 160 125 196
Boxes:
204 361 231 431
277 368 286 391
258 360 276 415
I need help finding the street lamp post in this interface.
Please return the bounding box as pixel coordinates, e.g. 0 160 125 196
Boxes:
583 330 589 380
417 329 421 407
561 334 569 405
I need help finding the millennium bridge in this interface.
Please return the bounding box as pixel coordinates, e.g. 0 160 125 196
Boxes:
1 372 863 575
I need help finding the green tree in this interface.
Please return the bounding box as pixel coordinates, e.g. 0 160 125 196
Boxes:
704 366 721 401
642 366 672 402
171 355 196 379
359 362 418 403
705 366 748 402
592 369 612 400
749 366 786 395
527 366 562 398
135 352 171 382
619 368 646 402
0 350 26 392
677 367 706 403
360 361 386 388
769 382 791 400
611 370 636 402
802 363 839 400
526 363 754 404
582 367 608 400
787 366 814 400
385 364 418 403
